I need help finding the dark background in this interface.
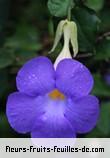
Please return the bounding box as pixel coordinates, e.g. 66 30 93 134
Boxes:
0 0 110 137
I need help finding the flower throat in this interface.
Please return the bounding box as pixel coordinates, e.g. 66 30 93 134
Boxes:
49 89 65 100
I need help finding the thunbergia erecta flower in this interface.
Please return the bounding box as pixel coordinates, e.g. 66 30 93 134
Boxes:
6 56 99 138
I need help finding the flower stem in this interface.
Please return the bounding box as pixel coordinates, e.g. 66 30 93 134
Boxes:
67 6 71 21
67 0 74 21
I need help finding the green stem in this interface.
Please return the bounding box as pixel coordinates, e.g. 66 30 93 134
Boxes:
67 6 71 21
67 0 74 21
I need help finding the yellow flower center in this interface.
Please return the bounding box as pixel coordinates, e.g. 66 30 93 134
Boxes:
49 89 65 100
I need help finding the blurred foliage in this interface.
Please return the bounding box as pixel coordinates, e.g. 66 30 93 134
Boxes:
48 0 72 17
0 0 110 138
73 6 100 52
98 102 110 136
84 0 104 11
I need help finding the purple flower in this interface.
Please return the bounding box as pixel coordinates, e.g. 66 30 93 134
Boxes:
6 56 99 138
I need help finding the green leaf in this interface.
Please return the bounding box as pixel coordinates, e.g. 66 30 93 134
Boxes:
0 0 10 31
99 9 110 33
73 7 100 52
84 0 104 12
0 49 14 68
95 39 110 60
15 50 37 66
48 0 71 17
0 113 20 138
0 70 9 98
85 127 103 138
97 102 110 136
92 73 110 97
5 24 42 51
22 0 48 22
0 0 10 45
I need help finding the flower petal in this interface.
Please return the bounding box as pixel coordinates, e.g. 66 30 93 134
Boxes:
65 95 99 133
6 92 45 133
31 119 76 138
16 56 55 96
56 59 94 97
31 97 76 138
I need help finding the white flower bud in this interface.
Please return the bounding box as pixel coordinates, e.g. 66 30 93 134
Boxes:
49 19 78 69
54 24 72 69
